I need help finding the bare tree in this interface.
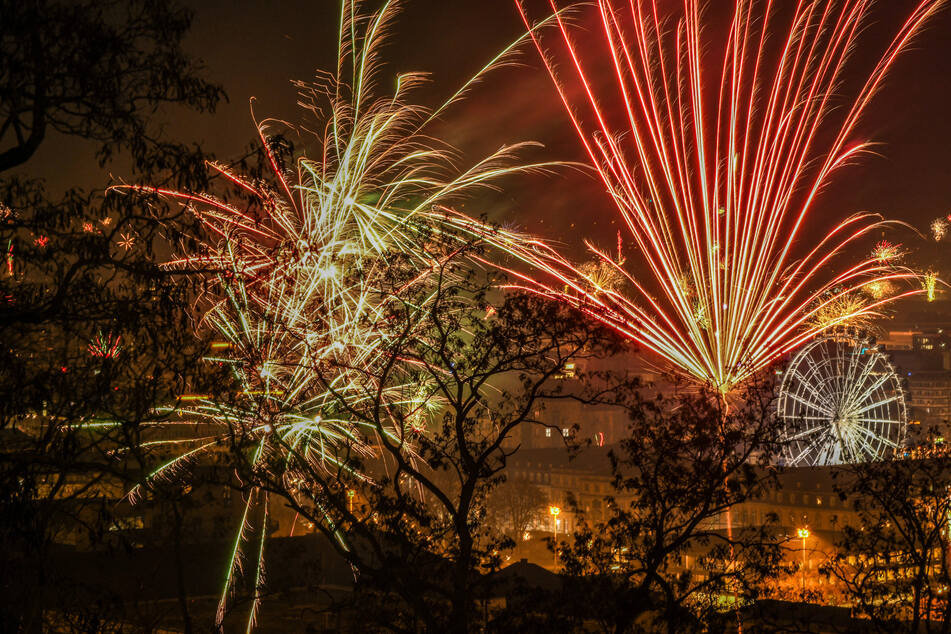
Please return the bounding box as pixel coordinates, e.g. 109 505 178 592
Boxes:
0 2 228 630
545 378 785 633
487 477 547 541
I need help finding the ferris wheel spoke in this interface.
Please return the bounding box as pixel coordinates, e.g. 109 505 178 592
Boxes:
832 431 854 463
844 346 878 403
816 435 838 465
851 423 899 449
790 431 827 465
857 417 901 426
852 394 901 416
854 433 878 459
843 426 878 459
791 415 832 423
784 425 828 441
845 372 896 412
809 375 841 411
789 367 836 410
785 391 833 417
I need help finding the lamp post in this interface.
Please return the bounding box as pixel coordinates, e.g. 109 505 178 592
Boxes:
549 505 561 570
347 489 355 514
797 528 810 596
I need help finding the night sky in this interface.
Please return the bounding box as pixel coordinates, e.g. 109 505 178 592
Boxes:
15 0 951 262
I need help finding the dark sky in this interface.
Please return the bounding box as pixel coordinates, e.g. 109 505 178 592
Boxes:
15 0 951 262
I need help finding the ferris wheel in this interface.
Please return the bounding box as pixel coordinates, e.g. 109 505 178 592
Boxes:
777 333 907 466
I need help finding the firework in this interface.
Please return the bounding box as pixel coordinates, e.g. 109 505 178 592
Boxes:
577 257 626 293
863 279 895 301
116 232 135 251
924 270 938 302
507 0 938 392
111 1 552 628
88 330 122 358
871 240 905 265
932 218 948 241
806 292 877 333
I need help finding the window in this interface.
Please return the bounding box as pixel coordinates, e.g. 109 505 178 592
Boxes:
545 428 552 438
561 428 570 438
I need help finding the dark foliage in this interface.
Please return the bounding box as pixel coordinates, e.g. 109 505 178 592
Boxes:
532 379 785 633
0 0 224 175
0 1 228 631
824 443 951 633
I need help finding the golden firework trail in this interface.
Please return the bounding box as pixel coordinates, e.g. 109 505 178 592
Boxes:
504 0 939 392
932 217 948 241
924 270 938 302
110 1 556 628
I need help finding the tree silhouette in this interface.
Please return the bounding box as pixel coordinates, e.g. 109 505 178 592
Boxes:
0 1 226 630
487 476 547 542
824 445 951 633
215 232 629 632
0 0 224 175
547 379 785 633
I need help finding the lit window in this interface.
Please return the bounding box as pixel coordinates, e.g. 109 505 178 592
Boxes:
545 428 551 438
562 428 570 437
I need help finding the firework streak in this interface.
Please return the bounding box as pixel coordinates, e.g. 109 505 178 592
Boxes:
504 0 941 392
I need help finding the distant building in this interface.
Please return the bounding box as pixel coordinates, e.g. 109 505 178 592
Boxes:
885 331 951 436
506 349 664 451
504 448 903 599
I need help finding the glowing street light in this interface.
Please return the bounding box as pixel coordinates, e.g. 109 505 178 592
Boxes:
797 528 810 595
550 505 561 570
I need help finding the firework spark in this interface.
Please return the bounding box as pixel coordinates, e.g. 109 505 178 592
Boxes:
871 240 905 265
932 218 948 241
924 270 938 302
864 279 896 301
507 0 937 392
578 257 626 293
88 330 122 358
117 232 136 251
806 291 877 333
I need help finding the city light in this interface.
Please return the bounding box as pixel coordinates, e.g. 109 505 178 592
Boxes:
550 505 562 569
797 528 810 595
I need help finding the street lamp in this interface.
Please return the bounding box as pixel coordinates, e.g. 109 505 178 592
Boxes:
797 528 810 595
549 506 561 570
347 489 355 514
